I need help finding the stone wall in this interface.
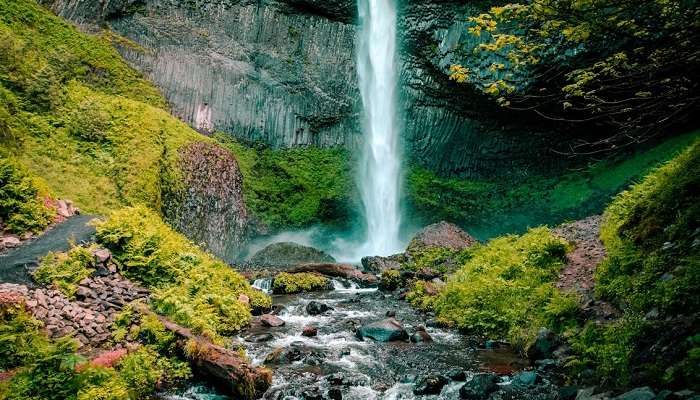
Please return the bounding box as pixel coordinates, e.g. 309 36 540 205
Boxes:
40 0 568 179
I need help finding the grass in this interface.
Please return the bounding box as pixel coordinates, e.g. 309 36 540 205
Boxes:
406 130 700 237
566 138 700 389
214 133 354 230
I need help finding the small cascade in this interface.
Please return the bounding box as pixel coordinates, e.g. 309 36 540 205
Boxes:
252 278 273 293
331 278 377 293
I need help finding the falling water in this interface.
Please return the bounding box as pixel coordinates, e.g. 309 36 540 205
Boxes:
357 0 402 256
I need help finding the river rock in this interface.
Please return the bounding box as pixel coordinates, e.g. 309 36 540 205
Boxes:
459 373 499 400
306 301 332 315
613 387 655 400
260 314 286 327
407 221 477 253
249 242 335 269
264 342 325 366
410 325 433 343
527 328 561 360
245 333 275 343
448 369 467 381
414 375 449 395
361 254 406 274
290 263 377 286
355 318 408 342
302 326 318 337
510 370 541 388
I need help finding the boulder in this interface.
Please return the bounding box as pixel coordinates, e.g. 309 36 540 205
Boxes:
360 254 406 274
306 301 332 316
448 369 467 381
260 314 285 327
459 373 499 400
510 371 541 388
91 248 111 264
413 375 449 395
527 328 561 360
410 326 433 343
249 242 335 269
407 221 477 253
355 318 408 342
244 333 274 343
613 387 655 400
302 326 318 337
264 342 325 366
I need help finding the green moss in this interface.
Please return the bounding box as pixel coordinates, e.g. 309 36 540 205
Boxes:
577 138 700 389
379 269 402 291
33 245 96 297
272 272 330 294
214 134 354 230
406 130 700 237
430 227 575 350
403 246 471 275
0 156 53 234
95 206 271 342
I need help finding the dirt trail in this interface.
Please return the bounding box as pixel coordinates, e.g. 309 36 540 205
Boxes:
0 215 98 285
553 215 620 320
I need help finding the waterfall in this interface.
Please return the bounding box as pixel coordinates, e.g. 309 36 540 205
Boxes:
357 0 402 256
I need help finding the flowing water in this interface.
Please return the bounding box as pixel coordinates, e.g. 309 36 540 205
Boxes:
164 281 559 400
356 0 403 257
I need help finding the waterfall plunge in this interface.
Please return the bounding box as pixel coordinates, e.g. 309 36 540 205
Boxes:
357 0 403 257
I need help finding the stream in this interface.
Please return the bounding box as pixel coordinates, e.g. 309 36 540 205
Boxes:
164 280 560 400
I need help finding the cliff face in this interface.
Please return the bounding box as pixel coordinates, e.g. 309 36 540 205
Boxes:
40 0 562 179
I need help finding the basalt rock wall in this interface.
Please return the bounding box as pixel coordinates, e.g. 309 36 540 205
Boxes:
40 0 564 179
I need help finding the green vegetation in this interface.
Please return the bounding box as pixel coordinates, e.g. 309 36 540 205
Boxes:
0 157 53 234
379 269 402 291
33 245 96 297
95 206 271 343
272 272 330 294
215 134 354 230
450 0 699 148
0 302 188 400
0 0 215 216
426 227 575 349
566 139 700 389
407 131 700 235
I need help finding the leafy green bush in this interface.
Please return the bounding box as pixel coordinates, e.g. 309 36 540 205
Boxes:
379 269 402 291
0 157 53 234
403 246 471 275
115 347 190 399
272 272 330 294
215 134 354 230
406 280 442 311
431 227 574 349
33 245 96 297
0 299 49 370
95 206 271 342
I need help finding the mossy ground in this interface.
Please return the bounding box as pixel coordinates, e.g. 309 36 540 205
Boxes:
407 130 700 239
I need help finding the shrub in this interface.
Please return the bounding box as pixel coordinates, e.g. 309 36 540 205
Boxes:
33 245 95 297
0 157 53 234
115 347 191 399
95 206 271 342
431 227 573 349
379 269 402 291
0 300 48 370
272 272 330 294
406 280 442 311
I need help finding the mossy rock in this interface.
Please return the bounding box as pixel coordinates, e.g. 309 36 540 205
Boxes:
271 272 332 294
248 242 336 270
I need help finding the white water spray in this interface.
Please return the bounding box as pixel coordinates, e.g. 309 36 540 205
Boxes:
356 0 402 256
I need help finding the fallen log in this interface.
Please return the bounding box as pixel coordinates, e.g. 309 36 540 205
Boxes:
133 304 271 399
289 263 378 286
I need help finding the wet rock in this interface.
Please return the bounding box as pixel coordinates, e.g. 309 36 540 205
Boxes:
510 370 541 388
527 328 560 360
290 263 377 286
245 333 274 343
558 386 580 400
249 242 335 269
264 342 325 366
302 326 318 337
327 387 342 400
355 318 408 342
260 314 285 327
575 387 613 400
360 254 406 274
410 325 433 343
414 374 449 395
447 369 466 381
385 310 396 318
270 304 286 315
459 373 499 400
407 221 477 253
1 235 21 248
306 301 332 315
613 387 655 400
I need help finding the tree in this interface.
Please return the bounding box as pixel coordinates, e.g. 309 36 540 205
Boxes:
450 0 700 154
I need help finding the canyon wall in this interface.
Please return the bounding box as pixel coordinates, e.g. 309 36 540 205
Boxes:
41 0 562 179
